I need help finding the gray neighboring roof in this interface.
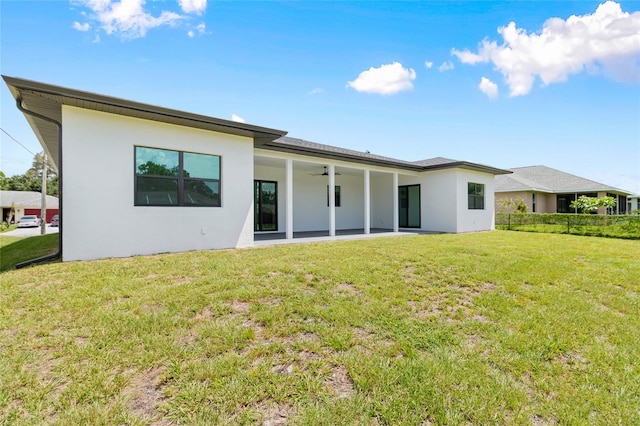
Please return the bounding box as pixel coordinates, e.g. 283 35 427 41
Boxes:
495 165 631 195
265 137 511 175
3 75 288 170
0 191 59 208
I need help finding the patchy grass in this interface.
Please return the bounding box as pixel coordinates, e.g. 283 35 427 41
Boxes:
1 231 638 425
0 233 59 271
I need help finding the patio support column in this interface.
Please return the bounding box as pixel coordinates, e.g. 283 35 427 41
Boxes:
329 164 336 237
285 158 293 239
393 172 399 232
364 169 370 234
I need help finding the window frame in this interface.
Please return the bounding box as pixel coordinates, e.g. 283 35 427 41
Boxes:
467 182 485 210
134 146 221 207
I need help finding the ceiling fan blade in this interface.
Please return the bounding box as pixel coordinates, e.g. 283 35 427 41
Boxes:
309 166 341 176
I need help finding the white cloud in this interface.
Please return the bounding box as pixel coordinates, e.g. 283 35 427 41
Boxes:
71 0 190 39
179 0 207 15
452 1 640 96
346 62 416 95
187 23 206 38
309 88 324 95
425 61 433 69
231 114 246 123
451 50 484 64
72 21 91 31
438 61 454 72
479 77 499 99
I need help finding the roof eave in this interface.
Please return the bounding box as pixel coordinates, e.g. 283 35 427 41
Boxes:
260 142 424 171
3 75 288 142
421 161 512 175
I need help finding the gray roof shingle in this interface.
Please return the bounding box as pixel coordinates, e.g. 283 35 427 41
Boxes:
267 137 511 175
495 165 630 194
0 190 59 208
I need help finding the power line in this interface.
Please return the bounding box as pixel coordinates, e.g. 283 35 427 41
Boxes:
1 127 36 156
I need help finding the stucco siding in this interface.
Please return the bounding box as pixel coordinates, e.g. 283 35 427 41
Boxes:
420 170 459 233
370 174 394 229
290 169 365 232
496 191 557 213
62 106 254 261
455 169 495 232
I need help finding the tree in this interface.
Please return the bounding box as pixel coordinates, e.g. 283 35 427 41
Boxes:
570 195 616 214
0 152 58 196
497 196 528 214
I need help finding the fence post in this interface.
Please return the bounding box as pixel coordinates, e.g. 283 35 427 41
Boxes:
508 214 511 230
567 215 571 234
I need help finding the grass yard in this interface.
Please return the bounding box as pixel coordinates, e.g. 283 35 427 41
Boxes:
0 233 59 272
1 231 638 425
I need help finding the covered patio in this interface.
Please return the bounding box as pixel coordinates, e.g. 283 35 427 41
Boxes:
253 147 421 241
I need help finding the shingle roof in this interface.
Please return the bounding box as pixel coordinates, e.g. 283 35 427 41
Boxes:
411 157 459 167
0 191 59 208
266 137 511 175
495 165 631 195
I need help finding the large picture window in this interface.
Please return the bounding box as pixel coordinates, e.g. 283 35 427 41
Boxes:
468 182 484 210
135 146 221 207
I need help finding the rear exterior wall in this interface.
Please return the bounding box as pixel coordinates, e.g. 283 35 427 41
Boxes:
61 106 255 261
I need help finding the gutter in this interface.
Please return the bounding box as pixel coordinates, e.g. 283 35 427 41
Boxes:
14 96 62 268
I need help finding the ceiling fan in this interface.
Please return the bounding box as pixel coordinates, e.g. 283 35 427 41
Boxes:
310 166 341 176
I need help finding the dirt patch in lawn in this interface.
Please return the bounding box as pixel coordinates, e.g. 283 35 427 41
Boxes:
326 365 355 399
125 367 170 424
256 401 292 426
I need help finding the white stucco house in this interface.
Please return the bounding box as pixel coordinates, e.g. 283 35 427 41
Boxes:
4 76 510 262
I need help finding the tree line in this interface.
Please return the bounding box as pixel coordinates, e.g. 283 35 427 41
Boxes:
0 152 59 196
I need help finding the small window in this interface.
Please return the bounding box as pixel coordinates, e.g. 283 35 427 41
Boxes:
135 146 221 207
327 185 341 207
532 193 536 213
468 182 484 210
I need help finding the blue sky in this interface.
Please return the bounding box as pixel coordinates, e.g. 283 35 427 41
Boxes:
2 0 639 194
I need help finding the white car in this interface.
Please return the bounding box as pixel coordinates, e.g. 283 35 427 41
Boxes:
17 215 41 228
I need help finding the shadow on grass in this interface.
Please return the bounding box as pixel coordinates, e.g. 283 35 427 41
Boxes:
0 233 59 272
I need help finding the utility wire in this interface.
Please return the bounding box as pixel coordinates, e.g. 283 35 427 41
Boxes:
1 127 36 156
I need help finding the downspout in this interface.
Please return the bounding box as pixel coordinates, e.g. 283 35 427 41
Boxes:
15 96 62 268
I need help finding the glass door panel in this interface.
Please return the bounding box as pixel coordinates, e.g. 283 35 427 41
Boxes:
255 180 278 231
398 184 420 228
407 185 421 227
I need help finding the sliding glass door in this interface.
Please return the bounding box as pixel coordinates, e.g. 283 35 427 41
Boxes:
399 184 420 228
254 180 278 231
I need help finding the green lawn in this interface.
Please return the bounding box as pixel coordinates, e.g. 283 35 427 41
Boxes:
1 232 638 425
0 233 59 271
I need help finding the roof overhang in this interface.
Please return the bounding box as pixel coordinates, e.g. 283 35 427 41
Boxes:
259 140 424 171
261 138 512 175
418 161 511 175
3 75 287 170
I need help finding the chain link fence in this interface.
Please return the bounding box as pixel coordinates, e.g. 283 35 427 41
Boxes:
495 213 640 239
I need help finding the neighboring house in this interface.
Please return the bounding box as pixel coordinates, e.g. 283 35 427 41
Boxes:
0 190 59 224
4 76 510 262
628 195 640 214
495 165 632 214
